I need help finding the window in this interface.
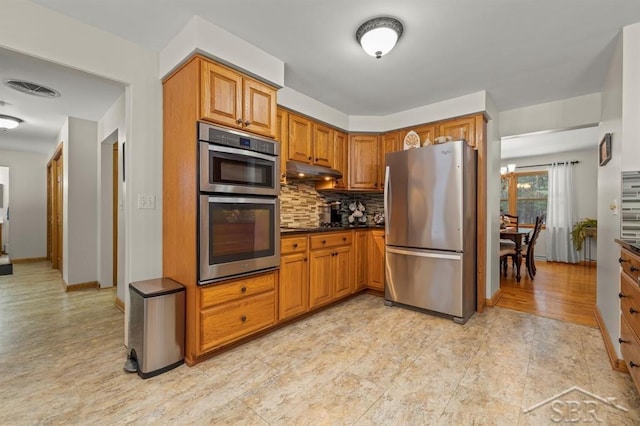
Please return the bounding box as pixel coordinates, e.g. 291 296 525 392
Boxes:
500 171 548 226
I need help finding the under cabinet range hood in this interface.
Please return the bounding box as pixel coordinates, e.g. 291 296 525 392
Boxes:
286 161 342 180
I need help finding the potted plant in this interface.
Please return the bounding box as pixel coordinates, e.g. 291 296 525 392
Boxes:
571 218 597 251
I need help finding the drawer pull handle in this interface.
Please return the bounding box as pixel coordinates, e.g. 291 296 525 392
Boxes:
619 292 627 299
619 257 629 263
293 243 298 248
342 237 347 241
241 315 247 322
631 266 639 272
241 286 247 293
308 156 312 161
322 240 326 244
244 120 251 127
631 361 639 368
630 308 639 315
304 257 308 262
619 338 630 344
236 118 243 125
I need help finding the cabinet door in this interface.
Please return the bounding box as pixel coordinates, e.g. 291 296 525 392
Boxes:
349 134 380 189
309 248 333 308
414 124 436 146
333 131 348 189
288 113 313 163
279 252 309 320
200 61 243 129
313 123 334 168
333 245 353 299
437 116 476 147
243 78 277 138
354 230 368 291
276 108 289 182
368 231 385 291
379 131 402 188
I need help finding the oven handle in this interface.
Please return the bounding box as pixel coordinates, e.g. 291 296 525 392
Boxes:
208 143 277 162
205 195 278 205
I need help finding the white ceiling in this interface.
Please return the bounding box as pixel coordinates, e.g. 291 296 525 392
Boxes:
4 0 640 155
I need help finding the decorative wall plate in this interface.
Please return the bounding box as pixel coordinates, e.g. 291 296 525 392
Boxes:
403 130 420 150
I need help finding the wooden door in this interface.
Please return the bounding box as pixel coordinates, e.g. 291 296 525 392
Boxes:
276 108 289 182
437 116 476 147
54 154 63 273
309 248 333 308
349 134 379 189
354 230 368 291
312 123 334 168
278 252 309 320
46 162 52 261
112 142 119 287
368 230 385 290
333 131 348 189
200 60 243 129
243 78 276 138
288 113 313 163
333 245 353 299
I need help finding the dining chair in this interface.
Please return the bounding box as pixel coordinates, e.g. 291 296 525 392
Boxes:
501 213 519 230
501 215 544 279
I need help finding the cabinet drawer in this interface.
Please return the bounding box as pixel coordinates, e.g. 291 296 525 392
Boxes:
620 316 640 391
620 249 640 283
621 273 640 333
200 291 275 352
200 272 275 309
310 232 352 249
281 236 307 255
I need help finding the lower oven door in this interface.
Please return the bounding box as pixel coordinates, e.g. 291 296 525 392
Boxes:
199 195 280 283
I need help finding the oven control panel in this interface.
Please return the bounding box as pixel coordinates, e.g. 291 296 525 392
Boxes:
199 122 278 156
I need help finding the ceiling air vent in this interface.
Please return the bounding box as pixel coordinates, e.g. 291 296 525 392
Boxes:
3 79 61 98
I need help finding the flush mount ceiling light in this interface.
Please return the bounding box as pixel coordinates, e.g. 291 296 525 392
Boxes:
0 114 23 130
356 16 404 59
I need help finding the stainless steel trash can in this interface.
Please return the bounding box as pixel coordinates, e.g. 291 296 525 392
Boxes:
128 278 185 378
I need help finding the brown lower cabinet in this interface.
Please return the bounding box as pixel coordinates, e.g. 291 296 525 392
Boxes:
309 231 354 308
368 229 385 291
617 243 640 393
279 236 309 321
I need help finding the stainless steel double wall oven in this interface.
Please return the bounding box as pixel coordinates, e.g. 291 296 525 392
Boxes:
198 122 280 284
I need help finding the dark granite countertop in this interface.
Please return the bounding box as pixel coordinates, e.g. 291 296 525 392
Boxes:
281 225 384 235
615 238 640 255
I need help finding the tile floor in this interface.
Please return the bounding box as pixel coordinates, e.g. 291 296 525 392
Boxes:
1 261 638 425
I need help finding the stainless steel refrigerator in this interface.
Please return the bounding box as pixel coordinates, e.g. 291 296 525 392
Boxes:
384 140 477 323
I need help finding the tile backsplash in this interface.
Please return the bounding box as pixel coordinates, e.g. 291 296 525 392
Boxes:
280 181 384 228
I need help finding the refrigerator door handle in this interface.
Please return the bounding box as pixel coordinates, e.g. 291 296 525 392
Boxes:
386 247 462 261
384 166 390 236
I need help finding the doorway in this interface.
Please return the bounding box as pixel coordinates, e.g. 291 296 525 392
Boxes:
47 145 63 272
112 142 118 289
0 166 9 257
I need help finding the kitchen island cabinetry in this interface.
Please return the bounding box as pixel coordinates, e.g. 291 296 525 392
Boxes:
201 60 276 138
279 236 309 321
617 242 640 393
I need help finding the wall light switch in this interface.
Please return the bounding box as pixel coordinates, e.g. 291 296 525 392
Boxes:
137 194 155 209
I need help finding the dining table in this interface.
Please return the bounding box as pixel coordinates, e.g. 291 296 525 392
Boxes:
500 227 532 282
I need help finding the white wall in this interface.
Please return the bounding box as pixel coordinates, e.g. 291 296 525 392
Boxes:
97 94 126 300
0 150 47 259
486 95 501 301
598 32 623 358
499 93 602 137
0 166 9 252
501 148 599 260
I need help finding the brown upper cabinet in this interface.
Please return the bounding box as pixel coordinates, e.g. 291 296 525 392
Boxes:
333 131 348 188
312 123 334 168
287 112 314 163
379 131 403 188
276 109 289 182
201 60 277 138
349 134 380 190
437 115 482 148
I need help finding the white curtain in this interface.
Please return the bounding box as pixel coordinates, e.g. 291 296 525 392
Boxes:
546 162 579 263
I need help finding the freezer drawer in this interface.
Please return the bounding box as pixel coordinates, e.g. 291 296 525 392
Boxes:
385 246 466 318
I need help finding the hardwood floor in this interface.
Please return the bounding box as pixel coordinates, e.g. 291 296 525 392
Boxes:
497 260 597 327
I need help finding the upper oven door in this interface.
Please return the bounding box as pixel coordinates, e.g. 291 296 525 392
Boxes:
200 142 280 196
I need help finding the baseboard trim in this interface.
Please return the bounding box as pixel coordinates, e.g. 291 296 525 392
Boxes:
594 305 628 373
486 288 503 307
12 257 47 264
114 297 125 313
65 281 99 292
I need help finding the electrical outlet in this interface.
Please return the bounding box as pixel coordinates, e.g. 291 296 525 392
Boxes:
137 194 155 209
